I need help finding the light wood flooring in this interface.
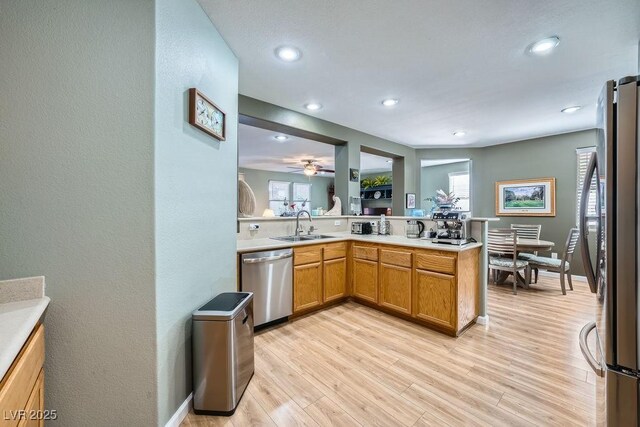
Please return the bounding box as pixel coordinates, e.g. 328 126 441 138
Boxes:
182 274 603 426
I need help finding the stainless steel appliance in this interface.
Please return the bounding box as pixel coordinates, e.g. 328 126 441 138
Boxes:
405 220 425 239
351 221 373 234
192 292 254 415
240 248 293 327
430 211 471 245
579 75 639 425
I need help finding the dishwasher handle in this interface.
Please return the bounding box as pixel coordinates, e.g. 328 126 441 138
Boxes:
242 252 293 264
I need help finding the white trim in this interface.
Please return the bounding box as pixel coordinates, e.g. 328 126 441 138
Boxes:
537 270 587 281
165 393 192 427
476 315 489 325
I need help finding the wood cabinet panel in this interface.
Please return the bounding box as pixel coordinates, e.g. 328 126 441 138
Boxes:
415 252 456 275
352 258 378 303
380 249 412 268
324 242 347 260
324 257 347 302
293 262 323 313
0 325 45 427
294 245 322 266
352 245 378 261
379 263 412 314
17 369 44 427
413 270 456 330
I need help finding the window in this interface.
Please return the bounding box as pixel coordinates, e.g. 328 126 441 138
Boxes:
268 180 290 215
449 172 470 211
268 181 312 215
576 147 597 227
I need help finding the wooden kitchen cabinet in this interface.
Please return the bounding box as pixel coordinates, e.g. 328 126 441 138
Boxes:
413 269 456 330
323 257 347 302
379 263 412 314
0 324 45 427
352 258 378 303
293 261 323 313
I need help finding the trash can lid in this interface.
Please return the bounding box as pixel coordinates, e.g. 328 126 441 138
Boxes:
192 292 253 321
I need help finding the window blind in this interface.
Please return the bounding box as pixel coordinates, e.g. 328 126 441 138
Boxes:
576 147 597 226
449 172 470 211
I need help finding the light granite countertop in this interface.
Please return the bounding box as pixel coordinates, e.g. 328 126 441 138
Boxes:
237 231 482 253
0 277 50 382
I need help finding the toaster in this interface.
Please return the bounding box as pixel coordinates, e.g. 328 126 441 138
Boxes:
351 221 373 235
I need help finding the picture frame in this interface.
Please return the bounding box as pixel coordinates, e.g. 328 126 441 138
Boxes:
406 193 416 209
349 168 360 182
495 177 556 216
188 88 226 141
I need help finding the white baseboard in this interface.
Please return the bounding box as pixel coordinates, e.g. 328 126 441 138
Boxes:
476 315 489 325
537 270 587 281
165 393 192 427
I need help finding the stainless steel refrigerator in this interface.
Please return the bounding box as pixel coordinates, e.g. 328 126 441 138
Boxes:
579 75 639 425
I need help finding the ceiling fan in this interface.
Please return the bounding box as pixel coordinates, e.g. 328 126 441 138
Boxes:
287 159 335 176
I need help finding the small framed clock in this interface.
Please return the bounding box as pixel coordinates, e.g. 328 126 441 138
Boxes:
188 88 226 141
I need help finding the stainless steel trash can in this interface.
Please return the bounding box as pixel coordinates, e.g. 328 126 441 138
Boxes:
192 292 254 415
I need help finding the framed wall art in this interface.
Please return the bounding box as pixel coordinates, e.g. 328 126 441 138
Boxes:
406 193 416 209
188 88 226 141
349 168 360 182
495 177 556 216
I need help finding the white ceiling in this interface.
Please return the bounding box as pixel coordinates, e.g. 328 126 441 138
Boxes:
360 152 392 174
238 124 335 174
421 159 470 168
200 0 639 147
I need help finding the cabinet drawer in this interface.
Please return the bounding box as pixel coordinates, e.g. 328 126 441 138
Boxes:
380 249 412 268
324 242 347 260
0 324 45 426
415 252 456 275
294 245 322 266
353 245 378 261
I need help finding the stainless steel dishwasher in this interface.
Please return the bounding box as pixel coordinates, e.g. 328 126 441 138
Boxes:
240 248 293 327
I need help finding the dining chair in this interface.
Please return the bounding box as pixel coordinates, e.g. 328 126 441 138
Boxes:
488 228 530 295
511 224 542 282
526 228 579 295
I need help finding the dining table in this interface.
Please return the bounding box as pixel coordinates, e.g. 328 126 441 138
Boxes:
495 238 555 288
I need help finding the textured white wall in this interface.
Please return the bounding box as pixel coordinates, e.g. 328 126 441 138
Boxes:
0 1 158 425
154 0 239 423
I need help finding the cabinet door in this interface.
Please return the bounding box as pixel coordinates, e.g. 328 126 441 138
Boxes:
379 263 412 314
293 262 323 313
324 257 347 303
413 269 456 330
352 258 378 303
17 369 44 427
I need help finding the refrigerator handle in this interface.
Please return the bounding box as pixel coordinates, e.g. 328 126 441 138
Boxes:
579 321 605 377
579 152 600 293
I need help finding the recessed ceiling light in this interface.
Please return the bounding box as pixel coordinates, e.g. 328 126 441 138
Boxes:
274 135 288 141
381 98 399 107
529 36 560 55
275 46 302 62
304 103 322 111
561 106 582 114
453 131 466 137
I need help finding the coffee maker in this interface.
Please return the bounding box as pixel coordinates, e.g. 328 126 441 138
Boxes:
431 211 471 245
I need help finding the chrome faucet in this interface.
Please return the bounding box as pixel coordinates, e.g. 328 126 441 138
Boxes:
295 210 312 237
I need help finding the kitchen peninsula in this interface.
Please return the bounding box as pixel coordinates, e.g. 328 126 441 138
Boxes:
237 216 495 336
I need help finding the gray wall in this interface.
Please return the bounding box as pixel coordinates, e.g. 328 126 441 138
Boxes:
417 130 597 275
239 168 334 215
0 1 157 425
155 0 239 424
238 96 419 215
421 162 470 211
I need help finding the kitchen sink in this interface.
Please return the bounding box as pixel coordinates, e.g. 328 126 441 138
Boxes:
271 234 335 242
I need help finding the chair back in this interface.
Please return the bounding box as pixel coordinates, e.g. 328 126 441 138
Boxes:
510 224 542 240
487 228 517 256
564 228 580 260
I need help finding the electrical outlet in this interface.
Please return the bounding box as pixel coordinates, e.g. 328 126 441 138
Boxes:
551 252 558 259
248 223 260 231
334 220 341 226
